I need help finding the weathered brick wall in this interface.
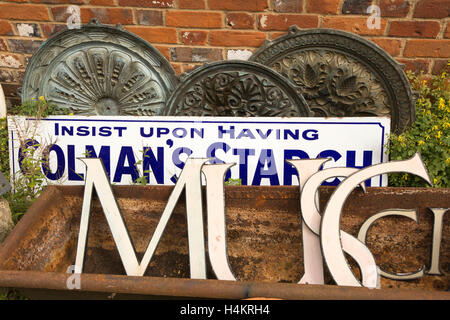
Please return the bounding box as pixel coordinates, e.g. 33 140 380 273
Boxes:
0 0 449 107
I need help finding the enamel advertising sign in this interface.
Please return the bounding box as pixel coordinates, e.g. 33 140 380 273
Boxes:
7 116 390 186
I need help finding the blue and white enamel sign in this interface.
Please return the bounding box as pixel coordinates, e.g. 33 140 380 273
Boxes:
8 116 390 186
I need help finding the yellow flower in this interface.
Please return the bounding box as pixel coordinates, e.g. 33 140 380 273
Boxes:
446 158 450 165
39 96 45 101
433 178 438 184
418 140 425 145
442 72 447 79
69 113 74 116
438 98 445 110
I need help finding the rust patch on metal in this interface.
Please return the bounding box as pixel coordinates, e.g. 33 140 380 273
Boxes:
0 185 448 299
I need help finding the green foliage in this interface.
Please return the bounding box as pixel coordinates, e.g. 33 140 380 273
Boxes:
132 172 148 185
225 178 242 186
387 63 450 188
0 289 28 300
5 140 47 223
132 149 151 185
10 96 59 118
0 98 58 300
0 118 8 179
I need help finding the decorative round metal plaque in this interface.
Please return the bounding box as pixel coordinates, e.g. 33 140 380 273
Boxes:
21 21 178 116
163 60 312 117
250 26 415 133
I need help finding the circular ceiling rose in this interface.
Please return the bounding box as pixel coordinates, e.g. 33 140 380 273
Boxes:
250 26 415 133
162 60 312 117
21 20 178 116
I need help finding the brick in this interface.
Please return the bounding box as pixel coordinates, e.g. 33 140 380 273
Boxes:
226 13 255 29
258 14 318 31
403 40 450 58
182 64 201 73
80 8 134 25
414 0 450 19
178 0 206 9
209 30 267 47
371 38 402 57
342 0 372 14
170 47 222 62
307 0 340 14
226 49 253 60
40 24 67 38
171 63 182 75
30 0 83 3
5 98 21 113
389 21 441 38
51 7 70 22
379 0 410 17
15 23 41 37
136 10 163 26
166 11 223 28
321 17 387 36
53 7 86 23
7 39 43 54
118 0 174 8
209 0 268 12
270 32 286 40
0 53 23 68
24 55 32 65
180 30 208 45
1 84 21 99
125 26 178 44
0 69 24 83
431 59 448 75
0 21 13 36
0 4 50 21
445 23 450 39
0 39 7 51
396 58 430 73
154 45 170 61
89 0 116 5
272 0 303 13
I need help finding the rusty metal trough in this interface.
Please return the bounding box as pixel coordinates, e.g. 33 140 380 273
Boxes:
0 185 448 299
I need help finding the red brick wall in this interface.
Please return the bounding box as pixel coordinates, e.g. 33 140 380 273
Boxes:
0 0 449 107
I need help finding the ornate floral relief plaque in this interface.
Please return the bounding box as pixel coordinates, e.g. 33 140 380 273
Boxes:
250 26 415 133
163 60 311 117
21 21 178 116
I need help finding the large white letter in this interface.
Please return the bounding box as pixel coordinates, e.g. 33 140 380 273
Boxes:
287 158 329 285
300 166 379 288
321 153 431 287
202 163 237 281
358 209 424 280
427 208 449 275
75 157 209 278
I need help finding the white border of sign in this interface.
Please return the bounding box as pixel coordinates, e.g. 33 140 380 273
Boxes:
8 115 390 186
